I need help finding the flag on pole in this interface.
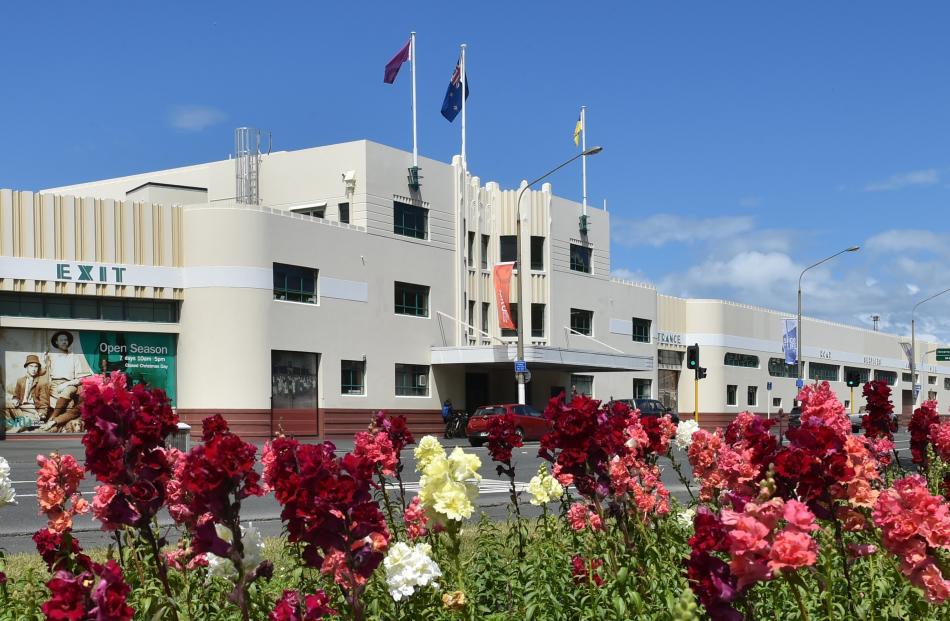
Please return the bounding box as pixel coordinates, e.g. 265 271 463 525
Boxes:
573 114 583 146
441 57 469 122
384 39 411 84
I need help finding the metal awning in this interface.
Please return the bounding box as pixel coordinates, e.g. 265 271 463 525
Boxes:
430 345 653 373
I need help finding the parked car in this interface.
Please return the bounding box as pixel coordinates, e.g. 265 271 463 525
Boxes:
466 404 552 446
848 408 899 434
610 398 680 424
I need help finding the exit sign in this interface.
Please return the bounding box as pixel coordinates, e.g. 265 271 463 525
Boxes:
938 348 950 361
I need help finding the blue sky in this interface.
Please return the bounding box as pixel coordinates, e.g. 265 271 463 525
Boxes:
3 2 949 341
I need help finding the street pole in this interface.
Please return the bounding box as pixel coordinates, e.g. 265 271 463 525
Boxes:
694 376 699 426
911 287 950 407
514 146 603 404
796 246 860 383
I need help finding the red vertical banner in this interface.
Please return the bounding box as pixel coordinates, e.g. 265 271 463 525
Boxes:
493 262 516 330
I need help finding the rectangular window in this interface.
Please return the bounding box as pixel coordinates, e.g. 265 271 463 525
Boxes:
292 204 326 219
341 360 365 395
727 385 738 406
570 308 593 336
338 202 350 224
809 362 839 382
772 397 782 408
273 263 318 304
768 357 798 378
481 302 490 335
393 201 427 239
394 282 429 317
272 350 318 409
747 386 758 407
929 390 938 401
571 374 593 399
395 364 429 396
903 372 913 383
945 378 950 391
45 298 71 318
633 379 652 399
658 350 683 367
502 303 518 338
631 317 651 343
843 366 870 384
467 232 475 267
531 303 545 338
929 375 937 385
500 235 517 263
126 301 155 322
570 243 592 273
530 236 545 270
72 298 99 319
0 293 183 323
467 300 476 336
874 369 897 387
480 235 489 269
100 300 124 320
724 353 759 368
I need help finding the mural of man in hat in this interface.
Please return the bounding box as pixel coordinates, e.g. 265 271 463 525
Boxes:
5 353 49 432
39 330 91 432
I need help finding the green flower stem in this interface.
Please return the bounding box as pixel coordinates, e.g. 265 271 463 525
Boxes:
786 574 810 621
667 451 697 503
377 470 400 542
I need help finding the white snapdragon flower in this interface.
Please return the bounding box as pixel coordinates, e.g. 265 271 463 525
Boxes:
674 419 700 450
677 507 696 529
206 522 264 579
383 542 442 601
0 456 16 508
526 465 563 506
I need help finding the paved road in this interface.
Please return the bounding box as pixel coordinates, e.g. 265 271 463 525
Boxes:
0 428 914 554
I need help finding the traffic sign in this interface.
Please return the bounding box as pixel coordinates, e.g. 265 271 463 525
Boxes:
514 360 527 373
938 348 950 361
767 381 773 391
796 378 804 389
914 384 922 400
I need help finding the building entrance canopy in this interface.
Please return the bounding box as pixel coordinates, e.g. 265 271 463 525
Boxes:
430 345 653 373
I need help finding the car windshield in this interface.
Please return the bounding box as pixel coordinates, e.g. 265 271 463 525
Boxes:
474 407 503 417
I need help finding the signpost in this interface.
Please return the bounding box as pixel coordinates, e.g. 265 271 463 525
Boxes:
514 360 527 373
938 348 950 362
796 378 804 389
766 382 773 419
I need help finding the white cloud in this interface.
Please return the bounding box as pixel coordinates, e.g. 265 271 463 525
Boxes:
864 168 939 192
612 214 754 248
906 283 920 295
865 229 950 256
168 105 227 132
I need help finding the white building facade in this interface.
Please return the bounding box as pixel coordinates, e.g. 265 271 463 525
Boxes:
0 139 945 439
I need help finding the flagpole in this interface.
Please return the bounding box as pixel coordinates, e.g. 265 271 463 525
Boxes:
460 43 467 170
581 105 587 216
411 31 418 167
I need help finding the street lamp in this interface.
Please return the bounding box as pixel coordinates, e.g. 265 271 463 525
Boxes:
911 287 950 405
515 146 603 405
796 246 860 382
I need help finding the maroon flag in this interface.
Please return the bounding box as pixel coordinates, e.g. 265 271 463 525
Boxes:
384 40 411 84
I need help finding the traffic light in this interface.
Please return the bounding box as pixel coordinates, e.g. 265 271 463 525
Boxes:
845 371 861 388
697 366 708 380
686 344 700 370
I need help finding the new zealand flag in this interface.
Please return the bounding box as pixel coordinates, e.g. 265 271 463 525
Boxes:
440 58 470 122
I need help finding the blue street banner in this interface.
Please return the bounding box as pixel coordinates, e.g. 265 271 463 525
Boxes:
783 319 798 365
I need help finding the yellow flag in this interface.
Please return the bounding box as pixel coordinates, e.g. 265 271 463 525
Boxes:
573 115 582 146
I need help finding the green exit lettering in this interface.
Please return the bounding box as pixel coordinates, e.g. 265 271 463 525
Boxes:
56 263 127 284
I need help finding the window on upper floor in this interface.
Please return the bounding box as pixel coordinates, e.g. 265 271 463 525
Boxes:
844 366 870 384
500 235 517 263
945 377 950 391
570 308 593 336
531 303 545 338
273 263 318 304
929 375 937 385
394 281 429 317
903 372 913 383
768 357 797 377
292 204 326 219
502 303 519 338
467 300 476 336
631 317 651 343
530 236 545 270
747 386 758 407
724 352 759 368
480 235 489 269
0 292 181 323
875 370 897 386
727 385 738 406
393 201 427 239
467 232 475 267
341 359 365 395
809 362 839 382
570 244 592 273
338 202 350 224
481 302 490 334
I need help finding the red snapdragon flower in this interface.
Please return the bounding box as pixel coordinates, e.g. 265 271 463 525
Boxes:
36 453 89 533
353 431 398 478
570 554 605 587
909 400 940 466
687 412 776 504
862 380 897 440
41 560 133 621
371 411 415 454
270 589 336 621
487 413 523 464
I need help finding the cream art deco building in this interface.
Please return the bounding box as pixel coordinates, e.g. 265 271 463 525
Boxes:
0 136 946 438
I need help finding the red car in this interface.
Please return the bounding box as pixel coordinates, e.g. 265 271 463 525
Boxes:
466 404 553 446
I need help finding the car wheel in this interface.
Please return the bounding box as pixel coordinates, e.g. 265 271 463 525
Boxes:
469 439 483 447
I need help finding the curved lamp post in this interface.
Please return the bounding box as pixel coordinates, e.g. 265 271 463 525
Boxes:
515 146 603 404
911 287 950 405
796 246 860 382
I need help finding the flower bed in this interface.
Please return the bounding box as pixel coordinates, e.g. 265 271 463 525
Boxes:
1 374 950 620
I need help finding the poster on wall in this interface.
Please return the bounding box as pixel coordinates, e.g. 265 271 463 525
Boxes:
2 328 176 434
271 350 318 410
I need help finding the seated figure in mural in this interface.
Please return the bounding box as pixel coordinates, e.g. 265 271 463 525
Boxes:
39 331 91 433
5 354 49 432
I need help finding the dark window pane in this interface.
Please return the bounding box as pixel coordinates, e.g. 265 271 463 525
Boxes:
631 317 651 343
502 303 518 337
339 202 350 224
394 201 428 239
126 301 154 322
570 308 593 336
44 299 72 318
480 235 489 269
341 360 365 395
100 300 124 320
531 303 545 338
530 236 545 270
768 357 798 378
395 363 429 396
273 263 318 304
724 352 759 368
394 282 429 316
71 298 98 319
499 236 517 263
570 244 591 273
